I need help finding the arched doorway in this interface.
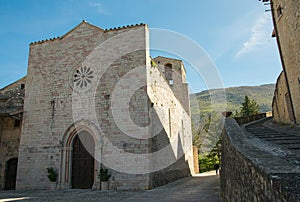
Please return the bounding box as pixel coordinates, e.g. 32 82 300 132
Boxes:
5 158 18 190
71 131 95 189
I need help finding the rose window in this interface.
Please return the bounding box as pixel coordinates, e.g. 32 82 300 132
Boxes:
73 66 94 88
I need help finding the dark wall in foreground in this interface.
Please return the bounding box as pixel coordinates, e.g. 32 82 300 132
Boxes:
221 118 300 201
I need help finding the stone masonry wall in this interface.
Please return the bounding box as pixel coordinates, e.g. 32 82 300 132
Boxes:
147 59 194 187
193 146 199 174
272 0 300 123
0 117 21 189
152 57 190 115
95 49 150 190
17 21 107 190
234 112 272 125
16 22 151 190
272 71 293 124
16 20 194 190
221 118 300 201
0 77 25 189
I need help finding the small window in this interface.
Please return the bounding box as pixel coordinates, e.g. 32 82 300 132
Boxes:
20 84 25 89
277 5 282 18
169 80 174 85
14 119 21 127
165 63 173 81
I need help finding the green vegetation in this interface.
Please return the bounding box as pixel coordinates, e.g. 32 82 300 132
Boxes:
191 84 275 172
97 166 111 181
199 151 220 173
192 112 222 173
191 84 275 118
192 112 223 152
236 95 260 117
151 60 157 67
46 167 58 182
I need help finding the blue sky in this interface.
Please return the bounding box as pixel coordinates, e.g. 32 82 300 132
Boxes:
0 0 282 93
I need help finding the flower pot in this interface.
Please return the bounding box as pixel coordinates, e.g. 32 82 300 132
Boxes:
101 181 109 190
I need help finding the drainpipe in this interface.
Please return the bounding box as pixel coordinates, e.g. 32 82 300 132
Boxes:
270 0 296 124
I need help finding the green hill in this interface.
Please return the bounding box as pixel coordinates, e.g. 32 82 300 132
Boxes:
191 84 275 116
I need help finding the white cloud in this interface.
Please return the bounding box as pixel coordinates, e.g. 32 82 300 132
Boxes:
236 13 272 58
89 1 110 15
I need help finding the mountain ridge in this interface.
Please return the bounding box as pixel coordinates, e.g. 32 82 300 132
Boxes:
191 84 275 116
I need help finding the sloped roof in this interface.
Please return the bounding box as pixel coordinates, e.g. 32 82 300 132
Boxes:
154 56 183 63
0 76 26 92
30 20 146 45
0 107 23 116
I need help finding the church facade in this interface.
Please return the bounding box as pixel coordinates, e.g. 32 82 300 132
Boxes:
0 21 194 190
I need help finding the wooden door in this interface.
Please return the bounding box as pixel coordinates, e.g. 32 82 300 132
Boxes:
5 158 18 190
72 134 95 189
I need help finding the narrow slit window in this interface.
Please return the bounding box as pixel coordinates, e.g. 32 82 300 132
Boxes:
277 5 282 18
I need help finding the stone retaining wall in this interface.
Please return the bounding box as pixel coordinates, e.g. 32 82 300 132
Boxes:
221 118 300 201
234 112 272 125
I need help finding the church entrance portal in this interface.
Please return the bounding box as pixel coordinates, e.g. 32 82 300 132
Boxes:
71 132 95 189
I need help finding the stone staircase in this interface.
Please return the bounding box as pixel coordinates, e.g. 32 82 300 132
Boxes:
245 117 300 166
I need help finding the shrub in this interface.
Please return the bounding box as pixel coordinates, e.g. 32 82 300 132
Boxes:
97 166 111 181
46 167 58 182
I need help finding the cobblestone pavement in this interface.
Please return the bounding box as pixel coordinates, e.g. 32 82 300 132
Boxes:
123 171 220 202
0 171 220 202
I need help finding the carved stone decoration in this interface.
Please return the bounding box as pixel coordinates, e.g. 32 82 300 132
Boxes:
73 66 94 88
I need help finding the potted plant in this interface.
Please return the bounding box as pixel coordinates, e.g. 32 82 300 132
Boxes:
97 166 111 190
46 167 58 190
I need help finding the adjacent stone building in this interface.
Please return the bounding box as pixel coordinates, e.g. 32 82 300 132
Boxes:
269 0 300 124
0 21 194 190
0 77 26 190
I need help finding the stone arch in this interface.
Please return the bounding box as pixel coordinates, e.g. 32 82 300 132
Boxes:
59 119 102 189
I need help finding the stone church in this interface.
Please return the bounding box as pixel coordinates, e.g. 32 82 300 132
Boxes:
0 21 195 190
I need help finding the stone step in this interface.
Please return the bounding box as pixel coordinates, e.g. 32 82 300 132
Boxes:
245 118 300 153
258 137 300 141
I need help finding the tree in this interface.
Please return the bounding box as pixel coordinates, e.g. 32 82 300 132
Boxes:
193 112 223 152
192 112 223 173
239 95 260 117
